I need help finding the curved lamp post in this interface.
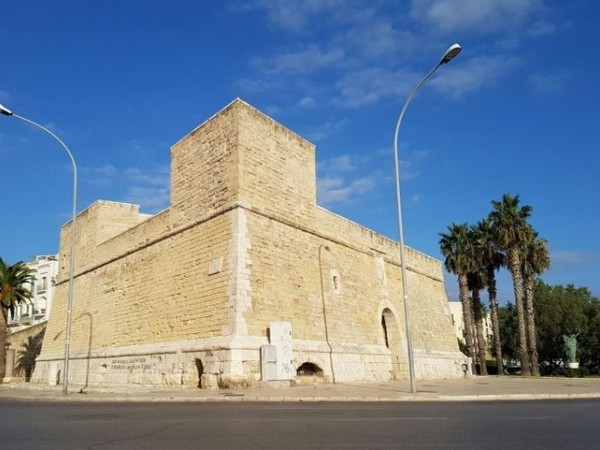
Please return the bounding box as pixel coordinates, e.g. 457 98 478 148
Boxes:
0 104 77 395
393 43 461 394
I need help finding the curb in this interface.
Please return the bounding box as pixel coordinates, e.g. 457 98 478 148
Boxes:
2 390 600 403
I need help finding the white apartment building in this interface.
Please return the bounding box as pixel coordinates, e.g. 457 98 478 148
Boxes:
448 300 493 349
8 255 58 327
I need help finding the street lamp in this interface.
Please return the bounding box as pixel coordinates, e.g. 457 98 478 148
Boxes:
0 104 78 395
393 43 461 394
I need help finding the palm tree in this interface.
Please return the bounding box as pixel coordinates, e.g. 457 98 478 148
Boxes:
472 219 505 375
522 230 550 377
489 194 533 376
467 269 488 375
0 258 34 379
439 223 477 365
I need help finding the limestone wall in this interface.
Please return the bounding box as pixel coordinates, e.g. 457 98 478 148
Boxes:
35 201 237 386
244 205 461 382
57 201 150 282
6 322 46 380
170 101 239 228
237 103 317 228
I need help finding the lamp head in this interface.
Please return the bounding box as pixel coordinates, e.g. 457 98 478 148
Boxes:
0 104 13 116
440 43 462 64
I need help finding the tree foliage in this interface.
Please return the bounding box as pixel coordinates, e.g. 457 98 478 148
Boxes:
441 193 549 376
0 258 34 379
489 193 533 375
499 280 600 375
534 280 600 374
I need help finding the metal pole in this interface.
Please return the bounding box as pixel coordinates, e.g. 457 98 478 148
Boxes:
318 245 335 383
392 44 461 394
0 105 77 395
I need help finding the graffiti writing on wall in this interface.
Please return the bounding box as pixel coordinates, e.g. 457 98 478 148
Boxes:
111 357 153 371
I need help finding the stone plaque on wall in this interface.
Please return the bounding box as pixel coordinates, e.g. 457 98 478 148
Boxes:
270 321 293 380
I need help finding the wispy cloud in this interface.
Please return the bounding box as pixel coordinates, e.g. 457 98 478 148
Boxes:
82 164 170 213
337 17 416 61
429 55 521 98
528 19 556 37
318 154 356 173
240 0 351 33
252 46 345 75
334 67 418 108
551 251 600 267
410 0 545 35
316 151 396 206
303 118 347 142
236 0 553 118
317 175 378 205
122 166 170 211
81 164 118 187
528 70 567 93
400 149 429 181
125 185 170 212
234 77 278 94
298 96 316 108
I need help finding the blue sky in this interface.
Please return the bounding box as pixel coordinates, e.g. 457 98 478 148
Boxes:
1 0 598 302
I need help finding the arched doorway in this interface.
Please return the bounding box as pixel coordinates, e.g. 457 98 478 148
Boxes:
381 308 405 379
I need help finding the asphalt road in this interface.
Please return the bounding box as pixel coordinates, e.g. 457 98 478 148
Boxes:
1 399 598 449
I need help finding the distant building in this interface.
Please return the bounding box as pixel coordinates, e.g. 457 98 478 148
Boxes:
9 255 58 328
448 300 493 353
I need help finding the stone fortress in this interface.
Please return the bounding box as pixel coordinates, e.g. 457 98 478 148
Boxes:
33 99 467 388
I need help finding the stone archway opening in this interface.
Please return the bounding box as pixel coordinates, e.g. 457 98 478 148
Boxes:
195 358 204 389
381 308 405 379
297 362 323 377
295 362 325 385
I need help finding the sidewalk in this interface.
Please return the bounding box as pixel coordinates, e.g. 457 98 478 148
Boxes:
2 376 600 403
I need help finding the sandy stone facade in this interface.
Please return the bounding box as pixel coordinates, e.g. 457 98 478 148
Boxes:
33 99 467 388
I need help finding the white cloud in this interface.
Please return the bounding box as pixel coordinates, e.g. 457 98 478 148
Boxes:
400 150 429 181
81 164 118 187
234 77 277 94
317 175 378 205
242 0 350 33
429 55 521 98
304 118 346 142
410 0 545 34
82 164 170 212
252 46 345 75
124 166 169 186
551 251 599 267
317 151 382 205
410 194 422 203
318 154 356 173
334 67 418 108
298 96 316 108
123 166 170 212
264 105 282 116
528 19 556 37
125 186 170 212
528 70 567 93
236 0 551 115
338 18 415 60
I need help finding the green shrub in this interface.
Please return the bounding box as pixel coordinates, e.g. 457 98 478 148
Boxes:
486 360 498 375
578 367 590 378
